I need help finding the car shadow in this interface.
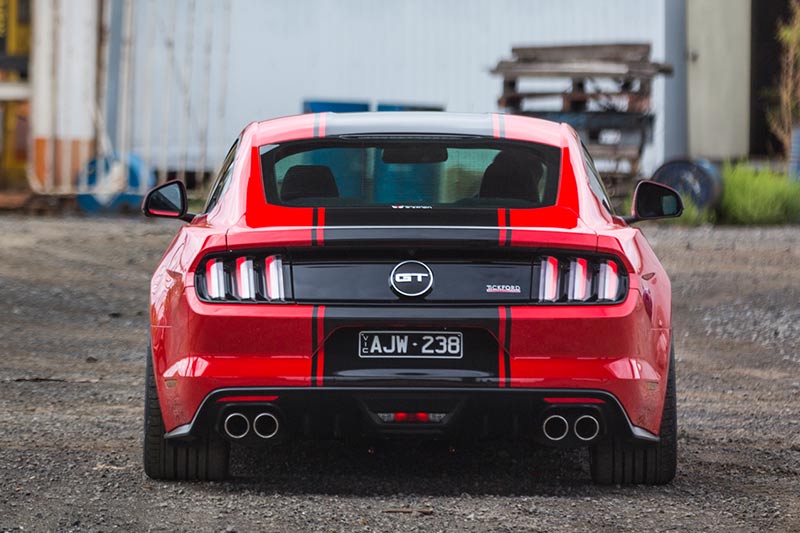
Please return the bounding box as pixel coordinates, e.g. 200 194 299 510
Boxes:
226 439 601 496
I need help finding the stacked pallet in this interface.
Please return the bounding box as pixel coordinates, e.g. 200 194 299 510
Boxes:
492 43 672 200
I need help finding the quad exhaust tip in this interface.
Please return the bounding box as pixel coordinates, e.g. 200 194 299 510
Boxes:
253 412 280 439
223 412 250 439
542 414 570 441
574 415 600 441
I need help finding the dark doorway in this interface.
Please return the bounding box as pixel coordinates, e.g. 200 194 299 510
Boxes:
750 0 791 156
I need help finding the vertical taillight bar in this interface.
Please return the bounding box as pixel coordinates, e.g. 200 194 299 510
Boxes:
235 257 256 300
597 260 620 301
538 256 560 302
205 259 226 300
567 258 591 301
264 255 285 301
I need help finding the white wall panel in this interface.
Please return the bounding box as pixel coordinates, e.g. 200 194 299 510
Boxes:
128 0 674 174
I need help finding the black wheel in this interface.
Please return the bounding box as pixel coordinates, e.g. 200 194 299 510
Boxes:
590 345 677 485
143 345 229 481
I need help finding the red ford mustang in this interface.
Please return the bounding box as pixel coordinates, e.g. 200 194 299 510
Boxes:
142 112 682 484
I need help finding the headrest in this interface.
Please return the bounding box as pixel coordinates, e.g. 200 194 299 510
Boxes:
280 165 339 201
479 152 543 201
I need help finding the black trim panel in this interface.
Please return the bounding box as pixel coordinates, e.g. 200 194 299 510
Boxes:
165 387 659 445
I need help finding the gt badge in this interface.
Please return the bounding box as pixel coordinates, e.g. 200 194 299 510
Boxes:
390 260 433 297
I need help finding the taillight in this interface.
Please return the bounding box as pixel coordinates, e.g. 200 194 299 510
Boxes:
538 256 560 302
567 258 591 301
197 253 291 302
597 260 620 301
235 257 256 300
264 255 285 301
534 255 625 303
205 259 226 300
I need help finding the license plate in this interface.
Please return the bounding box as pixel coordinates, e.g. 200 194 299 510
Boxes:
359 331 463 359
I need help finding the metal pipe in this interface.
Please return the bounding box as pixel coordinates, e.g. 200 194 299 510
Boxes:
574 415 600 441
542 414 569 441
223 412 249 439
252 413 280 440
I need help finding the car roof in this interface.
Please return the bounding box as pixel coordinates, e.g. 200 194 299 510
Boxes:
249 112 568 148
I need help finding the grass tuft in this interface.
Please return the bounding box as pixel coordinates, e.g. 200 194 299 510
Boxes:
719 163 800 225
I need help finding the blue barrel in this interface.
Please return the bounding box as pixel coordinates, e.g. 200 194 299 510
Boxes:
302 101 369 198
374 103 445 204
75 153 156 214
376 103 443 112
302 100 369 114
651 159 723 210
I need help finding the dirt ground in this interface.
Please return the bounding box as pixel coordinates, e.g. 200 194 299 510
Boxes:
0 215 798 532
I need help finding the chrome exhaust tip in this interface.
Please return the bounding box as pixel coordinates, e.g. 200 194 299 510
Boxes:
223 412 250 439
574 414 600 441
252 412 280 439
542 414 569 441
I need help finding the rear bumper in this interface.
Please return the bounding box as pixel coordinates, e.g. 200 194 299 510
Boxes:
164 386 659 446
151 288 671 436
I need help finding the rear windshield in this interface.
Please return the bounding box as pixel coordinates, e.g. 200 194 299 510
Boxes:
260 139 561 208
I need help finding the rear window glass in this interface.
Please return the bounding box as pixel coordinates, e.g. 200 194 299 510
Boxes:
260 140 561 208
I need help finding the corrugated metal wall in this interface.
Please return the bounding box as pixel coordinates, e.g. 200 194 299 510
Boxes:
29 0 680 197
127 0 675 176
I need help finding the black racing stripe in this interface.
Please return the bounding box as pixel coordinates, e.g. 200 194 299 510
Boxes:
324 306 500 326
311 208 319 245
310 305 319 385
324 112 496 137
321 227 502 246
504 209 511 246
324 207 499 227
322 306 503 387
503 305 512 387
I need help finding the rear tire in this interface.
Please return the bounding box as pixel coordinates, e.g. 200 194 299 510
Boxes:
143 345 229 481
590 345 677 485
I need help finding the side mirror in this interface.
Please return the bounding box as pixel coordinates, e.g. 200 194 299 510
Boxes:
142 180 194 222
623 180 684 223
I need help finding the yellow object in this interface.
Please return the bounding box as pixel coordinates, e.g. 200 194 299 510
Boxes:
0 0 30 189
6 0 31 56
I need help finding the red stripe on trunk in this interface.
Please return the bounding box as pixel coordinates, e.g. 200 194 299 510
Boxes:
497 306 507 387
497 209 506 245
317 208 325 245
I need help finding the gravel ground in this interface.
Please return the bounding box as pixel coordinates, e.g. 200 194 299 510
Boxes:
0 216 798 532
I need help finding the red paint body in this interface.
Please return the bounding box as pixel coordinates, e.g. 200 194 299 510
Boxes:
149 113 672 437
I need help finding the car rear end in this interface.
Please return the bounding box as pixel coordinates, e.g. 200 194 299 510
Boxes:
147 113 675 484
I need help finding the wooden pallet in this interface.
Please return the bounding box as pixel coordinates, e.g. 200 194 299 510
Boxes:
492 43 672 198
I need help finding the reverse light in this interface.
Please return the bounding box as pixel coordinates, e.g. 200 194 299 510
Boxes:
197 253 290 302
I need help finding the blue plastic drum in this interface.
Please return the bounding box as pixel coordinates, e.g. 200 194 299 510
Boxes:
75 153 156 214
